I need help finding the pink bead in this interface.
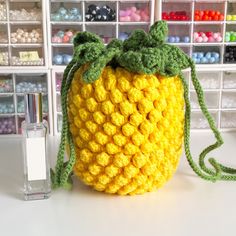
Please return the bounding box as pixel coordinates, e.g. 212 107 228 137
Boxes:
208 36 215 42
202 36 208 42
200 32 206 37
213 33 219 39
131 13 141 22
216 36 222 42
119 10 126 17
142 14 149 22
65 31 73 37
52 36 58 43
120 16 131 22
125 10 132 16
130 6 137 12
193 32 199 39
196 36 203 43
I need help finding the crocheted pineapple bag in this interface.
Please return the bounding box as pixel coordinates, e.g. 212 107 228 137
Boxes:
51 21 236 195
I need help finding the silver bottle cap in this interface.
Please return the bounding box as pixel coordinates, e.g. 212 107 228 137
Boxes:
25 93 43 124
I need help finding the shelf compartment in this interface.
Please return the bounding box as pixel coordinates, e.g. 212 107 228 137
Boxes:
50 1 82 22
166 23 191 43
85 1 116 22
191 71 221 89
15 73 47 93
0 23 8 43
56 93 61 112
191 111 218 129
0 1 7 21
224 45 236 63
10 46 44 66
162 1 192 21
0 116 16 135
0 95 14 114
85 24 116 44
178 45 191 56
118 24 149 41
221 91 236 108
192 45 221 64
194 2 225 21
51 25 81 44
17 114 48 134
193 23 223 43
190 91 219 109
223 71 236 89
55 72 63 92
9 1 42 21
10 25 43 44
221 111 236 128
119 2 150 22
226 1 236 21
0 47 9 66
52 46 73 65
225 24 236 42
17 94 48 114
0 74 13 93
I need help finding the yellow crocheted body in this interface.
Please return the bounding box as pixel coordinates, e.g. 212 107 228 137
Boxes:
68 66 184 195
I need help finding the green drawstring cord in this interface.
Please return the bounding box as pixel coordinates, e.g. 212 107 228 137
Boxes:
51 21 236 189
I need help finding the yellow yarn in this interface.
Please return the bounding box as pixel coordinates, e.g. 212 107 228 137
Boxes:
68 66 184 195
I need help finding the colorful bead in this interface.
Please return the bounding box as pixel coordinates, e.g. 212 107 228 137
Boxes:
162 11 189 21
193 32 223 43
0 117 15 134
192 52 220 64
51 7 81 21
120 6 149 22
194 10 224 21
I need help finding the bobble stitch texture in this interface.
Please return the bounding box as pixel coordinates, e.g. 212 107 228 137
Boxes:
68 66 184 195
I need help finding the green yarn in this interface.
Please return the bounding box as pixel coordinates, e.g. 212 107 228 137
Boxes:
51 20 236 189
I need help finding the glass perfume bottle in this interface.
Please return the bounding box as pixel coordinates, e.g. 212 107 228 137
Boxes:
22 93 51 200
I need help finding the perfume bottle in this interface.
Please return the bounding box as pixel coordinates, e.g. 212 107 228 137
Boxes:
22 93 51 200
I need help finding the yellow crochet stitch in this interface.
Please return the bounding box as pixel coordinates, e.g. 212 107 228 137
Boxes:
67 65 184 195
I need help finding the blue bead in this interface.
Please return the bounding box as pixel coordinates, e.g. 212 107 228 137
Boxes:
183 36 190 43
192 52 198 58
196 58 200 64
63 54 72 65
168 36 175 43
57 30 64 37
51 13 61 21
69 7 79 15
209 57 216 63
192 57 198 63
175 36 180 43
119 33 128 41
53 54 63 65
58 7 67 15
62 14 70 21
211 52 220 59
205 52 211 59
200 57 208 64
197 52 204 59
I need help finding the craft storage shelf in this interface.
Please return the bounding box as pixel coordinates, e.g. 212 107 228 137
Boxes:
0 0 47 69
158 0 236 130
49 0 155 134
47 0 155 68
0 70 53 135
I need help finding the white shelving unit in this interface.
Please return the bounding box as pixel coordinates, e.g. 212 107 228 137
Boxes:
0 69 53 135
48 0 155 134
157 0 236 131
0 0 52 135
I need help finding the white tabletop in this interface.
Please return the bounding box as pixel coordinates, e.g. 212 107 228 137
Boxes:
0 132 236 236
